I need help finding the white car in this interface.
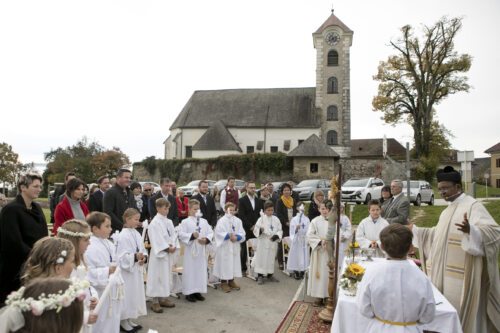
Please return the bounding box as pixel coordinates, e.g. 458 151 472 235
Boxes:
178 180 216 197
341 177 384 204
402 180 434 206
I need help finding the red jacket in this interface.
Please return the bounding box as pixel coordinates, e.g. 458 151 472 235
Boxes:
53 196 89 235
176 196 189 219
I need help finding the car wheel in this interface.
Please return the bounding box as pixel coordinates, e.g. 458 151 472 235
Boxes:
364 194 371 205
428 195 434 206
414 195 421 206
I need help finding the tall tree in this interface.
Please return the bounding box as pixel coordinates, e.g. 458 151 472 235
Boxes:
44 137 129 184
0 143 21 186
373 17 471 158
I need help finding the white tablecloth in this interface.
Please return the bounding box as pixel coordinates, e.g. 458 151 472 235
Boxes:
331 258 462 333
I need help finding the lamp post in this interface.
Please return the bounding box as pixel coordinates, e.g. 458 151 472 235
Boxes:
484 173 490 198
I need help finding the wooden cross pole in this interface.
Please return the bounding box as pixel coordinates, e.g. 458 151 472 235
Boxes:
318 164 342 322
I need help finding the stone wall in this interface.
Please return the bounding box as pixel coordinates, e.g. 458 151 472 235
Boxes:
133 161 293 185
340 158 417 184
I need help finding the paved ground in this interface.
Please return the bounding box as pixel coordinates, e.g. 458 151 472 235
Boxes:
135 267 301 333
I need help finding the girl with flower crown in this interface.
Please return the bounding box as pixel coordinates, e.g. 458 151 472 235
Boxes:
0 277 87 333
57 219 99 332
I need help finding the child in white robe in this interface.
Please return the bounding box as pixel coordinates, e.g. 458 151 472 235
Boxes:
356 200 389 257
116 209 148 329
146 198 177 312
178 199 214 302
85 212 124 333
356 223 435 332
57 219 99 333
252 201 282 285
213 202 246 293
287 202 310 280
307 200 331 305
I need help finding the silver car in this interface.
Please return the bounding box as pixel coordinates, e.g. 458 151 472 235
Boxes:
402 180 434 206
178 180 216 197
294 179 330 201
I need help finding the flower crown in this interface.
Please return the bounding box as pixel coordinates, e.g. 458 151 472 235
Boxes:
57 228 92 238
5 279 89 316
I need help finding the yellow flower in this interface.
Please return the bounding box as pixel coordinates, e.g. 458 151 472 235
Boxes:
349 242 359 249
348 263 365 276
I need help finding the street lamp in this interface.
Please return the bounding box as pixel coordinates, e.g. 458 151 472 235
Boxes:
484 173 490 198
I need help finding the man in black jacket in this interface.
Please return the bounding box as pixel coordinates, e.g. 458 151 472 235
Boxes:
192 180 217 227
88 175 111 212
238 181 263 275
103 169 137 233
149 178 178 225
0 173 48 305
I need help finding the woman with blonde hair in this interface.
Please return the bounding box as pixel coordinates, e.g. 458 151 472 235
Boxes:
307 190 325 221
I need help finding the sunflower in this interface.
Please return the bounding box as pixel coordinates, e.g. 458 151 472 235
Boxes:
348 263 365 276
349 242 360 249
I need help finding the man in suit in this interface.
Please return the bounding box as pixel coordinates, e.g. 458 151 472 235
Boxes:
149 177 178 225
88 175 111 212
103 169 137 233
238 181 263 275
192 180 217 227
382 179 410 225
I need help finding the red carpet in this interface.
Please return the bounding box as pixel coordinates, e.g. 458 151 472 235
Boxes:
275 301 332 333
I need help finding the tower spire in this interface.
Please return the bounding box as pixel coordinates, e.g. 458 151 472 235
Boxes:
331 4 334 15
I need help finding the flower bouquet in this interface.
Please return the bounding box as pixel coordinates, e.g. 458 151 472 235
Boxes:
345 230 360 263
339 262 365 296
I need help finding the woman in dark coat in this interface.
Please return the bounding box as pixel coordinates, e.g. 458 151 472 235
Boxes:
0 173 48 305
307 190 325 221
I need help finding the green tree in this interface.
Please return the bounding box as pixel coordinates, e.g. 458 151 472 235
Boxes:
373 17 471 159
44 137 130 184
0 142 21 186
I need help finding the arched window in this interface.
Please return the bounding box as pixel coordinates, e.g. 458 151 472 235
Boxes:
327 50 338 66
327 77 338 94
327 105 338 121
327 130 338 145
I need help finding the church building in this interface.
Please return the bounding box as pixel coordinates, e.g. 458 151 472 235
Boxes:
164 12 353 164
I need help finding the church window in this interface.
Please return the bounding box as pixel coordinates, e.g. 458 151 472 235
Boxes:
256 141 264 150
327 77 338 94
185 146 192 158
327 105 338 121
326 130 338 146
310 163 319 173
270 146 278 153
246 146 254 153
283 140 291 151
327 50 339 66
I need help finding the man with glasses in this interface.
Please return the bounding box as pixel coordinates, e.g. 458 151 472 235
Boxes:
148 178 178 226
0 173 48 305
141 183 154 221
88 175 111 212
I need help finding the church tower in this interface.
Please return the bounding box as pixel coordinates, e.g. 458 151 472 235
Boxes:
313 11 353 158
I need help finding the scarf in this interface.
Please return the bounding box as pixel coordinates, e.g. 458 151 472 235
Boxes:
281 195 294 209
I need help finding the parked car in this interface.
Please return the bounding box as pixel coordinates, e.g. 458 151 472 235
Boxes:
341 177 384 204
178 180 216 197
402 180 434 206
294 179 330 201
214 179 246 192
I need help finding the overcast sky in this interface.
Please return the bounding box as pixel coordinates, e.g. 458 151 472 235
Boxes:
1 0 498 167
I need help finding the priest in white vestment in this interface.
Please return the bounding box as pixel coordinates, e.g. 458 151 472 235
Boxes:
356 200 389 257
411 166 500 333
178 199 214 302
252 201 282 284
287 204 310 279
213 203 246 292
306 201 331 302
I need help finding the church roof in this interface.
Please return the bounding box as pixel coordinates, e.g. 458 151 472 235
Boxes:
192 120 242 152
169 88 319 130
351 138 405 158
288 134 339 157
315 12 353 34
485 142 500 154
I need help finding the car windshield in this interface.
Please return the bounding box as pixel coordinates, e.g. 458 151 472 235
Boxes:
343 179 369 187
297 180 319 188
186 180 201 187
